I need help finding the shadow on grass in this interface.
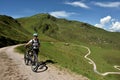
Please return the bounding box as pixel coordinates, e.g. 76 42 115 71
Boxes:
44 60 57 64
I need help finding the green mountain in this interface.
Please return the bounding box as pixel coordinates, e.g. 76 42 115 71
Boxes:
17 13 120 49
0 15 30 47
17 14 120 80
1 13 120 80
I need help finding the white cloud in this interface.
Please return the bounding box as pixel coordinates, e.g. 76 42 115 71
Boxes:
65 1 89 9
95 24 104 28
100 16 111 25
95 16 120 32
94 2 120 8
49 11 75 18
110 22 120 32
95 16 111 28
11 15 24 18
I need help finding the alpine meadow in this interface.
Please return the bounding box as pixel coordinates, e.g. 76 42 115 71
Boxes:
0 14 120 80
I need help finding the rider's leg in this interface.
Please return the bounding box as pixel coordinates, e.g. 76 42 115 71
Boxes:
33 49 39 57
33 49 39 62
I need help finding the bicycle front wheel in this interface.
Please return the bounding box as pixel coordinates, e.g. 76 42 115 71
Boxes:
24 51 29 65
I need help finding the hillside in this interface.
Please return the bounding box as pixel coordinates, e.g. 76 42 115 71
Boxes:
1 13 120 80
17 13 120 49
0 15 30 47
17 13 120 80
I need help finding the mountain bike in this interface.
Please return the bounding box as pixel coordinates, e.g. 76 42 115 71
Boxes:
24 47 32 65
24 46 47 72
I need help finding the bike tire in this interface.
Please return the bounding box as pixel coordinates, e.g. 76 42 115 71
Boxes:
24 52 29 65
37 62 48 72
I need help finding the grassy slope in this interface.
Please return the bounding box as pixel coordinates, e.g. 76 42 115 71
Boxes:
18 14 120 49
16 42 120 80
40 42 120 80
15 13 120 80
0 15 30 47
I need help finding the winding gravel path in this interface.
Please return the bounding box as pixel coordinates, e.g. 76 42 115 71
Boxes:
81 46 120 76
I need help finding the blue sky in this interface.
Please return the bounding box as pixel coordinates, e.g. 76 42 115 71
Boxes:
0 0 120 32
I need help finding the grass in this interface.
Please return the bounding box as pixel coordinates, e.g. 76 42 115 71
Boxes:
1 13 120 80
0 15 30 47
15 41 120 80
89 46 120 72
18 13 120 50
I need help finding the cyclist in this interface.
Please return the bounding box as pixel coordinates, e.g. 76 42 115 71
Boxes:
25 33 40 57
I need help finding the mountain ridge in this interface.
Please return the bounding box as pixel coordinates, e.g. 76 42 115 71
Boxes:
1 13 120 80
1 13 120 49
17 13 120 49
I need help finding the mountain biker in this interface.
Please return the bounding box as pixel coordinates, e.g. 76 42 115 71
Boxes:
25 33 40 57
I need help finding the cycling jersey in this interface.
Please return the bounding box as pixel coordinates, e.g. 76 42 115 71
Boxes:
29 39 40 49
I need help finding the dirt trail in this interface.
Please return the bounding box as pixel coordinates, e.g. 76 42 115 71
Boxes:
81 46 120 76
0 45 89 80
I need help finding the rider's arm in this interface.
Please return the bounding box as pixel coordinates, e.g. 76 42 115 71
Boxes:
25 40 32 47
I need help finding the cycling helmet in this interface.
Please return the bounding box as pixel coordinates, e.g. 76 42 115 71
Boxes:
33 33 38 37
